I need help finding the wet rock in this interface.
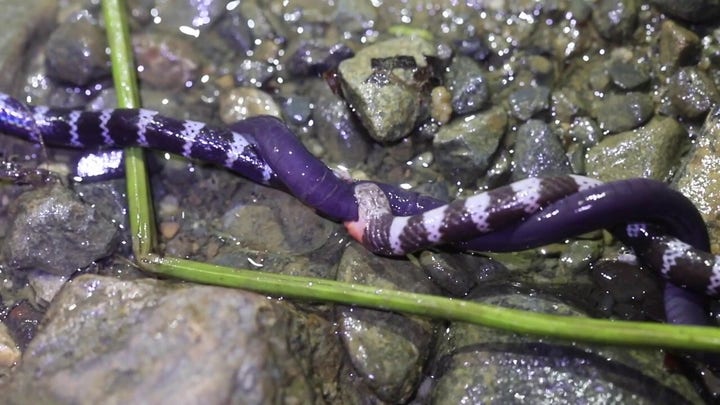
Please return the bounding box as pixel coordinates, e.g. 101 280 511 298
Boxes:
279 95 313 126
659 20 701 68
512 119 571 181
552 88 589 122
337 37 437 142
650 0 720 23
454 35 491 62
215 5 255 53
432 106 507 186
313 84 371 167
0 0 56 89
152 0 226 32
593 92 654 133
591 260 664 321
233 58 277 88
592 0 639 42
133 33 201 90
221 185 335 254
586 116 687 182
45 14 110 86
608 60 649 90
3 183 119 276
1 275 351 404
667 67 720 119
507 86 551 121
218 87 282 123
569 116 603 147
26 271 68 305
336 245 439 403
444 55 489 115
418 251 509 297
676 106 720 252
287 41 354 77
559 239 604 276
421 292 702 403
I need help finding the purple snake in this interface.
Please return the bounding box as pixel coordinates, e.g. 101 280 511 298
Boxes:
0 93 716 334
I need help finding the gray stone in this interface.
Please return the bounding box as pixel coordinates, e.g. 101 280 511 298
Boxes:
659 20 701 68
586 116 687 182
445 55 489 115
593 92 654 133
512 119 571 181
433 107 507 186
3 183 119 276
569 116 603 147
507 86 551 121
608 61 650 90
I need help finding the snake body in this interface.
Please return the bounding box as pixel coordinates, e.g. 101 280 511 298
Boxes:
0 92 717 328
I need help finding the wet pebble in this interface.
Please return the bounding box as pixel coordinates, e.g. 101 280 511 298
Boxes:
3 183 119 276
287 41 354 76
232 58 277 88
559 239 604 276
132 33 201 90
337 37 437 142
26 271 68 304
4 300 43 350
311 82 371 167
586 116 687 181
512 119 571 181
444 55 489 115
45 14 110 86
218 87 282 123
590 260 664 321
418 251 509 297
279 95 313 126
593 92 654 133
591 0 639 42
152 0 226 32
608 60 650 90
659 20 701 68
507 86 551 121
336 245 439 403
569 116 603 147
432 106 507 186
667 67 720 119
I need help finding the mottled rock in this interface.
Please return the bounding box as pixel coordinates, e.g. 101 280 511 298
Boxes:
338 37 437 142
433 107 507 186
3 183 119 276
418 251 509 297
591 260 664 321
676 106 720 252
445 55 489 115
336 244 439 403
592 0 639 41
593 92 654 133
1 275 352 404
507 86 551 121
287 41 354 77
586 116 687 182
512 119 571 181
667 67 720 119
45 14 110 86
